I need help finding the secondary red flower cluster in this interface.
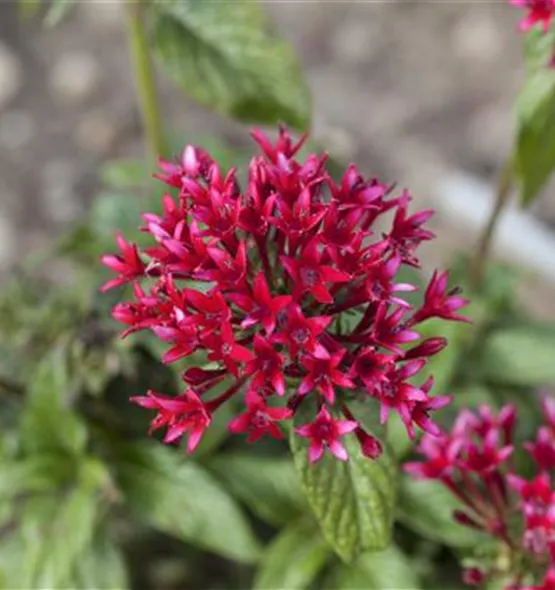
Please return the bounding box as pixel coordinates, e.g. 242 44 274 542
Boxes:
512 0 555 33
101 126 467 463
511 0 555 66
406 399 555 590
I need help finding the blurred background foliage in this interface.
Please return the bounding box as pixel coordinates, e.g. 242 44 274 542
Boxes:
3 0 555 589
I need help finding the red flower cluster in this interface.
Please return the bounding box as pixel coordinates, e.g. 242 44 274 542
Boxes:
511 0 555 33
101 126 467 462
511 0 555 66
406 398 555 589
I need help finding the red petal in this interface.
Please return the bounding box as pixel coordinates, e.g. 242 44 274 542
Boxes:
231 343 255 362
320 266 350 283
311 283 333 304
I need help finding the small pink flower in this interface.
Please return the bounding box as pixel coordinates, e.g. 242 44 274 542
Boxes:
229 389 292 442
525 427 555 470
462 567 487 587
298 350 354 404
131 389 211 453
100 233 146 292
295 406 357 462
411 270 470 324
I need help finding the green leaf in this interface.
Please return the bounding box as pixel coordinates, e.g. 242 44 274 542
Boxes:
114 442 261 563
397 477 486 548
481 325 555 386
18 0 42 20
333 544 422 589
90 191 144 241
151 0 310 129
0 455 70 501
14 480 101 589
208 453 305 526
21 349 88 457
289 405 397 562
44 0 77 27
254 518 331 590
524 27 555 75
515 64 555 205
71 536 129 590
100 158 151 189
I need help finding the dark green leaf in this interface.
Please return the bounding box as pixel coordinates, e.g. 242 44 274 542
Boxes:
208 453 305 526
515 66 555 205
333 544 422 589
44 0 77 27
397 477 487 548
289 404 397 562
151 0 310 129
254 518 331 590
481 325 555 386
114 442 261 563
21 349 88 456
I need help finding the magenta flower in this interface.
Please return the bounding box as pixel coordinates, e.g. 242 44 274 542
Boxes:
525 427 555 470
131 389 211 453
411 270 470 325
511 0 555 32
405 401 555 588
228 389 292 442
295 406 357 462
298 350 354 404
102 127 468 462
281 239 350 304
100 233 146 292
228 272 292 335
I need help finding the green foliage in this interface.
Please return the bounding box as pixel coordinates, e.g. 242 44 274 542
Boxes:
151 0 310 130
208 452 305 526
44 0 77 27
524 27 555 74
100 158 153 190
254 518 331 590
21 349 88 457
290 404 397 562
0 456 112 589
332 544 422 590
481 325 555 386
397 477 487 549
515 30 555 205
71 535 129 590
113 442 261 563
18 0 42 20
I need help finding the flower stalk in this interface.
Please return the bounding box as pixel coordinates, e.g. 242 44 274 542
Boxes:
468 158 514 291
125 0 167 160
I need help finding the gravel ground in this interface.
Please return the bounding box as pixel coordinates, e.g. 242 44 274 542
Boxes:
1 0 553 314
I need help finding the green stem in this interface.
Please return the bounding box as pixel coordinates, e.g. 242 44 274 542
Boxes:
468 158 514 291
126 1 167 160
0 376 25 398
